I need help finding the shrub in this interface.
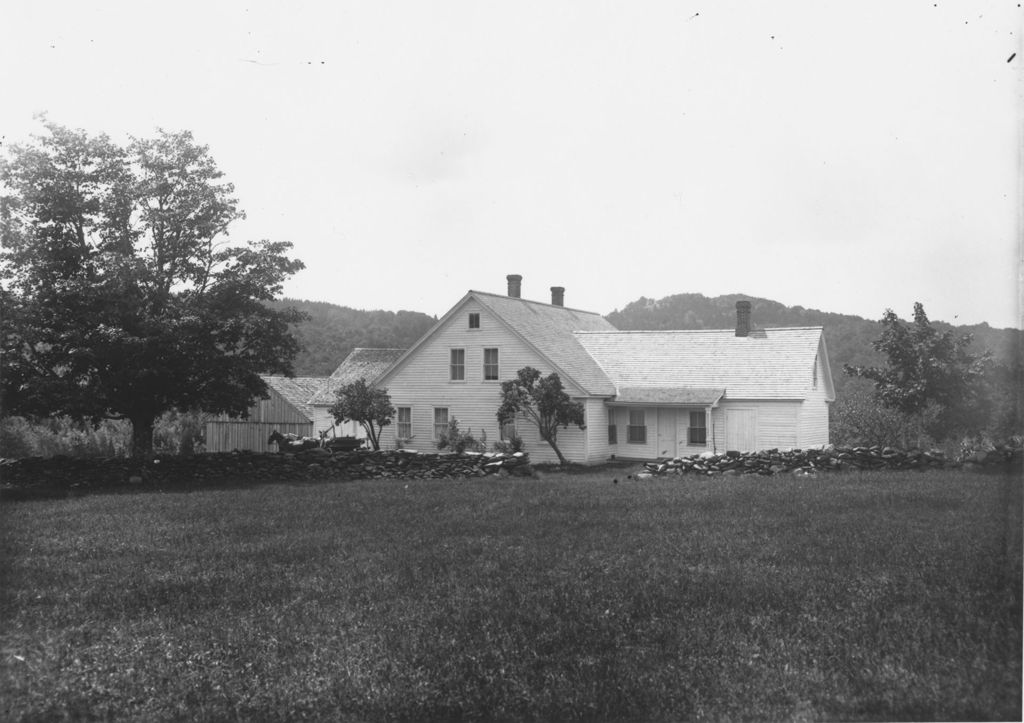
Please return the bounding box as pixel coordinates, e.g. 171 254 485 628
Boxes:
435 418 486 454
492 432 524 454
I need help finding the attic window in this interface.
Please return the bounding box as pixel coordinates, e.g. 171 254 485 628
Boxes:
468 313 480 329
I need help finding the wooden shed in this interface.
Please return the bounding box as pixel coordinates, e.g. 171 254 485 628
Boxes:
204 376 327 453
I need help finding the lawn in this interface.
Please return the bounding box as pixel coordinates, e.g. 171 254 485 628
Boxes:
1 469 1020 721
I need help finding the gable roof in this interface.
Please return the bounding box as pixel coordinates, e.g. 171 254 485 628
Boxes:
575 326 834 401
375 291 618 396
309 348 406 405
261 375 328 421
472 291 618 395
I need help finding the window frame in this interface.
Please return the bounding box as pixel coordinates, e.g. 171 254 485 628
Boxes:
483 347 499 381
627 409 646 444
468 312 480 330
449 348 465 381
433 407 449 440
396 406 412 439
688 410 707 446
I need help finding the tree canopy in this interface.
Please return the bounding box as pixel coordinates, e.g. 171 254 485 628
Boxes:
0 120 306 456
844 303 991 442
497 366 584 465
328 379 394 451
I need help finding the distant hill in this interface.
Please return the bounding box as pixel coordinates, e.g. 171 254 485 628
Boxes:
606 293 1021 400
268 299 436 377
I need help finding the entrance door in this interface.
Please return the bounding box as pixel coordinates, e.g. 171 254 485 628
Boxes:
657 408 677 458
725 409 757 452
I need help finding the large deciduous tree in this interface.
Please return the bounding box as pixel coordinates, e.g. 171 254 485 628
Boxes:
0 120 306 456
328 379 395 451
497 366 585 465
844 303 991 443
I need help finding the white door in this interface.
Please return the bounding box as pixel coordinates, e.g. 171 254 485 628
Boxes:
725 409 757 452
657 408 677 458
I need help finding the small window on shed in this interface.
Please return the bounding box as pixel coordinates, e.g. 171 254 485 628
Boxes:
468 313 480 329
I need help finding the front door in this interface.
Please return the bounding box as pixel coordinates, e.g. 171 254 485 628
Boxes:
725 408 757 452
657 408 677 458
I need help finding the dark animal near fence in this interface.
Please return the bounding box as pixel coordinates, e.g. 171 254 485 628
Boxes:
268 430 321 452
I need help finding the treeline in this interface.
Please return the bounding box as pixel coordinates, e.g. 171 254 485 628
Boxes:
268 299 435 376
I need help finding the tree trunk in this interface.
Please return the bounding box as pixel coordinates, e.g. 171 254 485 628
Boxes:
542 432 569 465
130 414 156 458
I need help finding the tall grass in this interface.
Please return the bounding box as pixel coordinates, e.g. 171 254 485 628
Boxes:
1 469 1020 721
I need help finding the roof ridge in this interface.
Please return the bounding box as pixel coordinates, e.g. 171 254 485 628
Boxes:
574 326 823 335
469 289 605 317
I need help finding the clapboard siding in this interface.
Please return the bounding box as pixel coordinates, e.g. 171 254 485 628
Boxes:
310 406 364 440
377 299 590 459
701 401 800 453
586 399 611 461
798 351 831 447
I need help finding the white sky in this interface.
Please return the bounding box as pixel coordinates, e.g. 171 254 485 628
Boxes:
2 1 1021 328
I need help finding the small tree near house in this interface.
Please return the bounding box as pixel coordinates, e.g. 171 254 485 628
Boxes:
328 379 394 451
497 366 585 465
843 302 991 444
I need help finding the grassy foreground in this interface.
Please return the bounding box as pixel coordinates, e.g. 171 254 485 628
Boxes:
1 469 1020 721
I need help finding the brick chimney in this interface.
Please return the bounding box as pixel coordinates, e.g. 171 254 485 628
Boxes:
735 300 751 337
550 286 565 307
506 274 522 298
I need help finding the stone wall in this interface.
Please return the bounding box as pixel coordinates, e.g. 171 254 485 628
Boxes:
0 449 534 500
633 444 1023 479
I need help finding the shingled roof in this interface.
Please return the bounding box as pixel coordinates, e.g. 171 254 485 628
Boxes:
574 327 834 401
261 376 328 421
471 291 618 396
309 348 406 405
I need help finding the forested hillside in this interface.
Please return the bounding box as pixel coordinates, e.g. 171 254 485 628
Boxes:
606 293 1021 402
268 299 436 377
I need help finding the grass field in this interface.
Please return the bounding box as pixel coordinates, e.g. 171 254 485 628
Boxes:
1 468 1021 721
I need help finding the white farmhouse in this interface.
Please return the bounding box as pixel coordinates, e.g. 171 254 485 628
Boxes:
372 276 835 463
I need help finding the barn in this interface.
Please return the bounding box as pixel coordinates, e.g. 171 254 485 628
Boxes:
204 376 326 453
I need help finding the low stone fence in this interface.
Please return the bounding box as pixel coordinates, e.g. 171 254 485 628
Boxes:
634 444 1023 479
0 449 535 499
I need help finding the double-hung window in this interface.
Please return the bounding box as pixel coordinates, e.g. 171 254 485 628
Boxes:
483 348 499 381
627 410 646 444
688 411 707 446
450 348 465 381
397 407 412 439
434 408 449 439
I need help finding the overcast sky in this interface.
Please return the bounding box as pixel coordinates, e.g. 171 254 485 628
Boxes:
2 1 1021 328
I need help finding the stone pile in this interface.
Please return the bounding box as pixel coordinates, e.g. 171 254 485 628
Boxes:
636 444 1023 478
0 449 535 499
